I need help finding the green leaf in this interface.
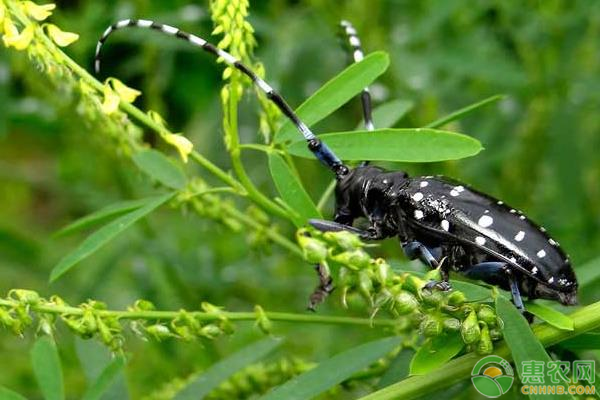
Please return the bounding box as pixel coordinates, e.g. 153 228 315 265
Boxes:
410 333 464 375
376 347 414 389
268 153 321 226
262 336 401 400
526 302 574 331
575 256 600 288
132 149 187 190
53 198 151 237
560 333 600 350
355 99 414 130
82 356 126 400
50 193 174 282
496 296 572 400
0 387 27 400
276 52 390 143
175 337 282 400
31 337 64 400
425 95 505 129
287 128 482 162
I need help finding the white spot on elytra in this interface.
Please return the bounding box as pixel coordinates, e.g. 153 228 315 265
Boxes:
510 209 516 213
478 215 494 228
441 220 450 231
420 181 429 188
475 236 486 245
497 201 504 205
455 185 465 192
383 179 389 184
519 215 526 220
510 257 517 263
484 209 490 214
450 190 460 197
537 249 547 258
514 231 525 242
549 238 557 246
414 210 424 220
532 266 538 274
540 226 546 232
548 277 555 284
412 192 424 202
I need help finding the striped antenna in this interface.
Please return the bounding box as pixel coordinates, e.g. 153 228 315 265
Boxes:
340 20 374 134
94 19 349 177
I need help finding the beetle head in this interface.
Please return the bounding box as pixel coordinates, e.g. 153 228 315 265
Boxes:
531 281 578 306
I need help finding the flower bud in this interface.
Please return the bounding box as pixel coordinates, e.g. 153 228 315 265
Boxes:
477 324 494 355
394 291 419 315
402 274 426 296
477 305 497 327
447 291 467 306
420 316 442 337
8 289 40 305
461 310 481 344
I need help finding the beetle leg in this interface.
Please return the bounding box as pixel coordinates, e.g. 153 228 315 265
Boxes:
462 262 529 315
308 219 384 240
307 263 334 311
402 241 440 268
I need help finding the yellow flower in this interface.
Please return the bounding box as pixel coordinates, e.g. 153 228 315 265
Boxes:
109 78 141 103
46 24 78 47
164 133 193 163
101 84 120 115
22 1 55 21
2 19 34 50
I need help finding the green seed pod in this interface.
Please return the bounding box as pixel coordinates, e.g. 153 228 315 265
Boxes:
421 289 444 308
97 317 114 346
0 308 16 329
489 328 503 341
332 250 371 270
358 269 374 304
254 305 272 334
131 299 156 311
297 235 328 264
373 259 392 286
323 230 363 251
424 269 442 282
461 310 481 344
447 291 467 306
477 324 494 355
443 317 461 332
374 289 393 309
200 324 223 339
477 305 497 327
394 291 419 315
145 324 173 341
402 274 426 296
420 315 443 337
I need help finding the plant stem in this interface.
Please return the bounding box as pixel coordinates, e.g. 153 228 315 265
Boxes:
226 74 290 220
360 300 600 400
0 299 397 328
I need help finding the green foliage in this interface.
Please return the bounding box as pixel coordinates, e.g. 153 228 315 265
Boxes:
2 0 600 399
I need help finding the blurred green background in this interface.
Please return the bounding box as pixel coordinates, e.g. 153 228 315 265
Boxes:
1 0 600 398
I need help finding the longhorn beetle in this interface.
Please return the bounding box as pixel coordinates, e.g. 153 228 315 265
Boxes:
94 18 578 316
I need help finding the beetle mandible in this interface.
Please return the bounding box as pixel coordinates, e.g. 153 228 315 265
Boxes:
94 18 578 315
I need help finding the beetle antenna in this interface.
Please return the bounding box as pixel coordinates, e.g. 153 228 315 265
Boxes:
340 20 373 167
94 19 349 178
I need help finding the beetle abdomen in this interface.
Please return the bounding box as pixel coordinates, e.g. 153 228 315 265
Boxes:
398 176 577 293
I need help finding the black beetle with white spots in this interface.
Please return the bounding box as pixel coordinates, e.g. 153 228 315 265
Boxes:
94 18 577 317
